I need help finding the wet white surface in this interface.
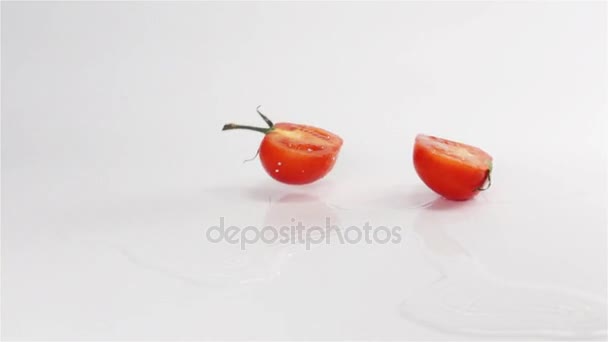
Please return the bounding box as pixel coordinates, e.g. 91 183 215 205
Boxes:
2 2 606 340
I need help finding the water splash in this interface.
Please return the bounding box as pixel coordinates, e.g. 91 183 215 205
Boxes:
400 200 607 340
400 257 607 340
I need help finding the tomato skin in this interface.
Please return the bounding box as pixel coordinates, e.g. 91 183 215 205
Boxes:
259 123 342 185
413 134 492 201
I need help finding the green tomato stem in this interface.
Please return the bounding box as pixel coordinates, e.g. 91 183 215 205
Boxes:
222 123 271 134
478 170 492 191
256 105 274 128
221 105 275 134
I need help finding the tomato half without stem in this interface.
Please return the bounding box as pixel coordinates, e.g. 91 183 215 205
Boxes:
413 134 492 201
222 106 343 185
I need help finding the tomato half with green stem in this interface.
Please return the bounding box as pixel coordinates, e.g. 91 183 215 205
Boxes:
222 106 343 185
413 134 492 201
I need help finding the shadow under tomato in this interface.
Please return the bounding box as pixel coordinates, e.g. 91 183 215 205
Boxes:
246 178 338 203
423 196 477 211
371 184 440 210
375 183 482 212
263 192 339 234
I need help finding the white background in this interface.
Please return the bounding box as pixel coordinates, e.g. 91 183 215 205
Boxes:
2 2 606 340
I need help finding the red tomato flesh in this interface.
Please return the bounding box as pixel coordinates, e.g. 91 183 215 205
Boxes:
413 134 492 201
260 123 343 185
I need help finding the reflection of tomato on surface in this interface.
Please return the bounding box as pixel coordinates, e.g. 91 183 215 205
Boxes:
263 193 339 243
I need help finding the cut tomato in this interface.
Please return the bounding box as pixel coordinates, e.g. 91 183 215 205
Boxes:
223 107 343 185
413 134 492 201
